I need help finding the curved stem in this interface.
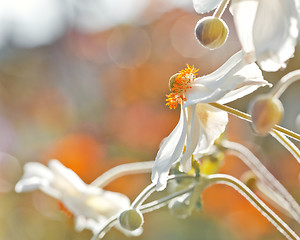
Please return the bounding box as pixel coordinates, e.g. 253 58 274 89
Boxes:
270 70 300 98
92 174 195 240
209 103 300 142
270 130 300 164
139 185 195 213
131 182 157 209
213 0 230 18
91 216 118 240
131 174 194 209
205 174 299 240
222 140 300 223
91 161 154 187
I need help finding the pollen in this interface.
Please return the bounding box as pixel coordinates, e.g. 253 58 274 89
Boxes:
166 65 199 109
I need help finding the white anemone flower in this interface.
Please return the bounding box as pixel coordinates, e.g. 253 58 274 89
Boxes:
151 50 271 191
193 0 299 72
15 159 141 236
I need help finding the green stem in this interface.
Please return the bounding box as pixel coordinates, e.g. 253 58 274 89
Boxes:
139 185 195 213
222 140 300 223
270 130 300 164
270 70 300 98
92 174 195 239
210 102 300 142
131 174 194 209
91 216 117 240
91 161 154 187
213 0 230 18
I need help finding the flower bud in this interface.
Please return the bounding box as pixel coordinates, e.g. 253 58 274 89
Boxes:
119 209 144 231
168 196 191 219
195 17 228 50
249 94 284 135
241 171 257 191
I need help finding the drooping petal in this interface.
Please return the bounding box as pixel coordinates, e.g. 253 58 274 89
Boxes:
83 190 130 218
16 160 132 237
151 107 188 191
253 0 299 71
15 162 60 198
194 103 228 154
193 0 223 14
180 105 201 173
184 51 269 107
217 63 270 104
48 159 87 193
183 51 243 107
230 0 259 58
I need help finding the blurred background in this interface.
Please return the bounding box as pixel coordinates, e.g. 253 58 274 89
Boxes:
0 0 299 239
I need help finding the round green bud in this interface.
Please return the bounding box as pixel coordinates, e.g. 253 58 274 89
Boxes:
119 209 144 231
195 17 229 50
249 94 284 135
168 197 190 219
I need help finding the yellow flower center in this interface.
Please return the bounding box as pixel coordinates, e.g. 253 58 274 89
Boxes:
166 65 199 109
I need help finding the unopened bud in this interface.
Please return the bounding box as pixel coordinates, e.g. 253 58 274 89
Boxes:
195 17 228 50
168 196 191 219
119 209 144 231
241 171 257 191
249 94 284 135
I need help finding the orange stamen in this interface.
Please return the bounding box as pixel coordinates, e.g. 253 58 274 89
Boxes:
166 65 199 109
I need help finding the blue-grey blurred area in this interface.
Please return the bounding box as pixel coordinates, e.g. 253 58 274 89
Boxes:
0 0 299 240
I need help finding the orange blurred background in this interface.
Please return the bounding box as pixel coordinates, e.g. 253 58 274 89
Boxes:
0 1 299 240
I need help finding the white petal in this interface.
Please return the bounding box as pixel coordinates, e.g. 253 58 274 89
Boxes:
193 0 223 13
253 0 299 71
194 104 228 154
15 162 60 198
48 159 87 193
184 51 270 107
21 162 54 180
217 62 270 104
296 0 300 10
183 51 244 107
180 105 200 173
15 177 49 193
185 51 265 106
85 190 130 218
231 0 259 57
151 107 188 191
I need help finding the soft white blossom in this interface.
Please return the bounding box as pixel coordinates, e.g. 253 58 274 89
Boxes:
193 0 299 72
152 51 270 191
15 159 140 236
231 0 299 72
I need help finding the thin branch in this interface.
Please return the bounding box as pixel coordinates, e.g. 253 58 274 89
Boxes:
91 161 154 187
210 102 300 142
206 174 299 240
222 140 300 224
270 130 300 164
213 0 230 18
